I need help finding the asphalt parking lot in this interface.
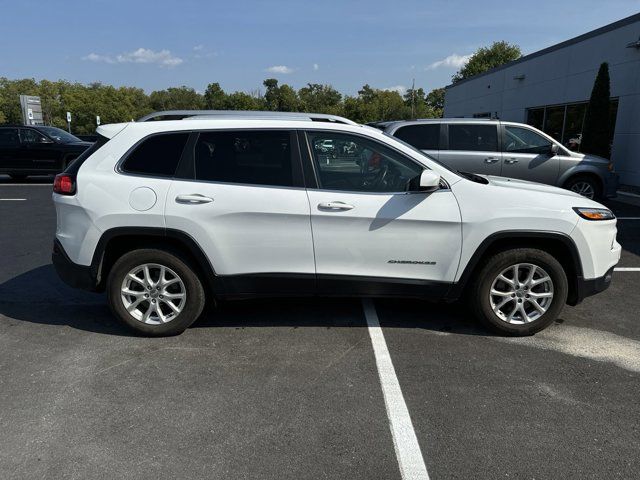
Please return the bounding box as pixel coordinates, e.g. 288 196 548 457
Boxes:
1 177 639 480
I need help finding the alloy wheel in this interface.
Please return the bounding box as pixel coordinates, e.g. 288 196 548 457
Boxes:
570 181 595 199
120 263 186 324
489 263 554 324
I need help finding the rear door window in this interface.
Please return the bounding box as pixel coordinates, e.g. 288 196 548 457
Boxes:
394 124 440 150
193 130 294 187
121 133 189 177
448 124 498 151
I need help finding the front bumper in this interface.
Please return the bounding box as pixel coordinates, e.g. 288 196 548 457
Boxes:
570 266 615 305
52 239 98 291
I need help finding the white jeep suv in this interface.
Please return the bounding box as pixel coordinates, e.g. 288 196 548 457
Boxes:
52 111 621 337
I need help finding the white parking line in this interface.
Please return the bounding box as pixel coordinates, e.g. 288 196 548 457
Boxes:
615 267 640 272
0 198 26 201
362 299 430 480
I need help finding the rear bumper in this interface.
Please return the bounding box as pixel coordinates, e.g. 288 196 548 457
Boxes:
570 266 615 305
52 239 98 291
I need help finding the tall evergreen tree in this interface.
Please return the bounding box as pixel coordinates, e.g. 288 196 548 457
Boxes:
581 63 612 159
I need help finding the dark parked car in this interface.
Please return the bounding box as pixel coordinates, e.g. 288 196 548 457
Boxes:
0 125 92 180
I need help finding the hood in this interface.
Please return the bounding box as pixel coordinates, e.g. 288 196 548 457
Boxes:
569 151 610 166
483 175 608 210
484 175 584 199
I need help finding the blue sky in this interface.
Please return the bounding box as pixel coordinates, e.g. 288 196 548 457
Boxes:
1 0 638 95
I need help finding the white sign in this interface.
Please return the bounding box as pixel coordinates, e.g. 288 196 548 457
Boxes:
66 111 71 122
27 108 33 120
96 115 101 126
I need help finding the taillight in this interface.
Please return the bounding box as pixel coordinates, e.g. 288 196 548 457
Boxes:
53 174 76 195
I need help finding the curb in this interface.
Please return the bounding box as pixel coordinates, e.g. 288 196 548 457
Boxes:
614 191 640 208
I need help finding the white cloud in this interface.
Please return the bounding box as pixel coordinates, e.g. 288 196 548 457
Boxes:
82 53 115 64
265 65 293 74
116 48 183 67
82 48 183 68
192 45 217 59
313 63 319 71
426 53 472 70
383 85 407 95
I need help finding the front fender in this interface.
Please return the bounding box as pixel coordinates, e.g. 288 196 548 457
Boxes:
558 163 605 188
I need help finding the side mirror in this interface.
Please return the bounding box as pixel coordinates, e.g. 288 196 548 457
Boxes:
408 170 441 192
550 143 559 155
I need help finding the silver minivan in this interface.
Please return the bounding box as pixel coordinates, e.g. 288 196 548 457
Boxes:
371 119 618 199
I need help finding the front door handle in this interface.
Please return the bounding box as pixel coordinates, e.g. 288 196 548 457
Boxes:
504 158 519 164
318 201 354 211
484 157 499 164
175 194 213 204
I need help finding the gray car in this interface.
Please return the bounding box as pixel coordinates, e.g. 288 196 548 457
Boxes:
370 119 618 199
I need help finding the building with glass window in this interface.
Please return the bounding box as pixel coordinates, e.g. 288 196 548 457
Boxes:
443 13 640 187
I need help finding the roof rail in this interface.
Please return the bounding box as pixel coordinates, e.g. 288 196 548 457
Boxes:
137 110 359 125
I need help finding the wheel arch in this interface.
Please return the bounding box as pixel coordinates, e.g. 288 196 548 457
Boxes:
91 227 219 295
446 231 584 305
560 169 604 193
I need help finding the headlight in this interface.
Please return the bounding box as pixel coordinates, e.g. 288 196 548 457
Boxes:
573 207 615 221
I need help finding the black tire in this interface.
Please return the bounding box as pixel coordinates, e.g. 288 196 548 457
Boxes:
9 174 27 182
564 174 602 200
107 249 206 336
470 248 568 336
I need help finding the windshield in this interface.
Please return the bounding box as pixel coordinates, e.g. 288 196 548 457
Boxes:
382 131 458 174
39 126 83 143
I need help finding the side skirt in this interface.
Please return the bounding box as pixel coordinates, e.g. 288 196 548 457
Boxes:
217 273 450 300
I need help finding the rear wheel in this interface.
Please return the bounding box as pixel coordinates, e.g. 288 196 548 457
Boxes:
470 248 568 336
107 249 206 336
565 175 601 200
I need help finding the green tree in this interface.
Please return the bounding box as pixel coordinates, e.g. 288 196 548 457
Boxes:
263 78 280 111
262 78 299 111
0 77 39 123
403 87 439 119
343 85 409 123
298 83 342 114
452 41 521 83
148 86 204 111
425 87 445 117
581 63 612 159
203 82 226 109
225 91 264 110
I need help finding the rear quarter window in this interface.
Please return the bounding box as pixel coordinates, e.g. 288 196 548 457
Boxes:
121 132 189 177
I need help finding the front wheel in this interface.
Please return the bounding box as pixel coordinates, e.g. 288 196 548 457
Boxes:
470 248 568 336
565 175 601 200
107 249 206 336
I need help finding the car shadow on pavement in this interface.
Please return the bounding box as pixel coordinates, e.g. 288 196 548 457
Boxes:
0 264 495 337
0 265 131 336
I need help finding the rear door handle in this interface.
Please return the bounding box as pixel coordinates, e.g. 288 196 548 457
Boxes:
318 201 354 211
484 157 499 164
175 194 213 204
504 158 519 164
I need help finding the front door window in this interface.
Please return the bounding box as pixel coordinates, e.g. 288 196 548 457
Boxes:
306 131 424 193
